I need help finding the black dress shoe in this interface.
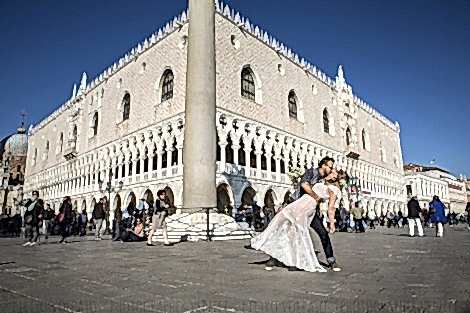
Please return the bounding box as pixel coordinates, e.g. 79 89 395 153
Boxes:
287 266 302 272
265 257 277 267
146 242 155 246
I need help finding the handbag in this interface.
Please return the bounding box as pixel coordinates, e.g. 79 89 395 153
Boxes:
57 213 65 223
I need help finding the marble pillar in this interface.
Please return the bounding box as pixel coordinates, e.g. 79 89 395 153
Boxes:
183 0 217 210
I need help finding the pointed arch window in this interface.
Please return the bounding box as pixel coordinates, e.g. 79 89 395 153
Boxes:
346 127 352 146
33 148 38 165
380 144 387 162
161 69 174 102
362 129 367 150
323 109 330 134
45 141 50 160
92 112 99 136
71 125 78 149
58 132 64 153
288 90 297 119
241 67 255 101
122 93 130 121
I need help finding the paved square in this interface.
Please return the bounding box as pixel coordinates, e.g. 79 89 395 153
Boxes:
0 226 469 313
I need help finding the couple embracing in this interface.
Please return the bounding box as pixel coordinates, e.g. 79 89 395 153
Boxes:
251 157 345 272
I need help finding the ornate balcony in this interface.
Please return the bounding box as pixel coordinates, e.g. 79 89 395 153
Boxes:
63 140 77 160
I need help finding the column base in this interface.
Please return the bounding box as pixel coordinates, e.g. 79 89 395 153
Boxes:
150 212 254 242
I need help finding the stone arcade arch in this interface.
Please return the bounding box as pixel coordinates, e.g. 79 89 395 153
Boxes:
125 192 137 211
283 191 292 205
142 189 154 206
264 189 276 209
216 183 234 215
240 186 256 211
81 199 87 213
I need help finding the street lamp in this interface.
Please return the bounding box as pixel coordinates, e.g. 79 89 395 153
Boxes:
98 167 123 234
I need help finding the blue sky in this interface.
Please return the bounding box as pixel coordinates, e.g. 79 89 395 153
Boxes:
0 0 469 176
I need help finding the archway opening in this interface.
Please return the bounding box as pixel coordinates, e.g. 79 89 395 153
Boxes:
264 189 276 209
240 186 256 210
125 192 137 211
81 200 87 213
217 184 233 215
143 189 154 207
282 191 292 205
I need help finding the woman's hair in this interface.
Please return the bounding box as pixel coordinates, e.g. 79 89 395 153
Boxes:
336 170 348 182
327 169 348 187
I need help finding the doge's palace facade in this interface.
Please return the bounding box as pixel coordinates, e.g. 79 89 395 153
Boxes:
24 2 406 223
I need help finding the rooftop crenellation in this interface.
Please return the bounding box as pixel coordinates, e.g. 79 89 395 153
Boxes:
30 1 398 135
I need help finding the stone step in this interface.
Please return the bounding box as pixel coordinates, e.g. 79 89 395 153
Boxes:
151 229 255 242
151 233 253 242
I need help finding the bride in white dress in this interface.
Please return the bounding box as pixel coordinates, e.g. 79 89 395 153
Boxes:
250 176 343 272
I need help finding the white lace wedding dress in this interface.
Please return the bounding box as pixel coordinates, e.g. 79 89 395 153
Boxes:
251 183 340 272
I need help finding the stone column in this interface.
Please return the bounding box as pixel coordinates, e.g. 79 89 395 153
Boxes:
124 159 130 180
283 155 290 174
266 152 272 174
219 143 227 172
139 157 145 177
183 0 217 210
132 158 138 178
232 144 240 165
176 135 184 175
245 145 251 178
275 158 281 182
156 151 163 179
117 162 123 181
166 147 172 170
255 150 262 178
176 146 183 175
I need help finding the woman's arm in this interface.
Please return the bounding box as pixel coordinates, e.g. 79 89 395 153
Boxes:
327 189 337 233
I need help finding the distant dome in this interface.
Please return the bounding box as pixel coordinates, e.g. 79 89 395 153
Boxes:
4 127 28 156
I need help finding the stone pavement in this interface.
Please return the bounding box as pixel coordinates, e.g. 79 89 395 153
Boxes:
0 226 469 313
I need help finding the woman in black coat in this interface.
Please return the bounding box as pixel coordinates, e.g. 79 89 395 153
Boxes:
57 197 73 244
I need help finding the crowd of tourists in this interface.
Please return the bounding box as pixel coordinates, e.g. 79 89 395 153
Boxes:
235 195 470 236
13 156 465 276
0 189 173 247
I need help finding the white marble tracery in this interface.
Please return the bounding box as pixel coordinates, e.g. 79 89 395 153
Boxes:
26 109 405 215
